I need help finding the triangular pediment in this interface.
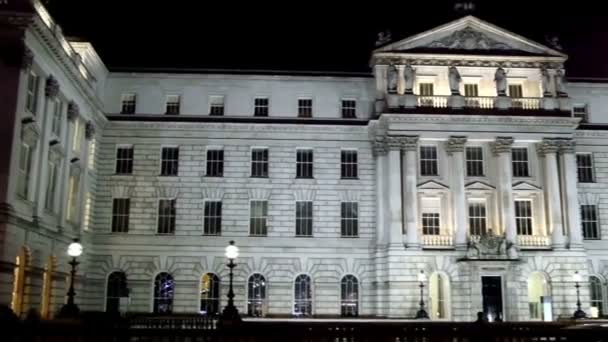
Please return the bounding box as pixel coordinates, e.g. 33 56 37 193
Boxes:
375 16 566 58
512 181 542 191
465 181 496 191
418 180 449 190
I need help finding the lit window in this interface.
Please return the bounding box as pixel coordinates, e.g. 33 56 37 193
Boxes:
421 198 441 236
120 93 136 114
200 273 220 316
341 99 356 118
581 205 600 239
254 98 269 117
419 83 434 96
512 148 529 177
515 200 533 235
341 202 358 237
111 198 130 233
250 200 268 236
298 98 313 118
340 275 359 317
157 199 176 234
293 274 312 317
25 71 39 114
206 149 224 177
509 84 524 108
160 147 179 176
165 95 180 115
153 272 174 314
203 201 222 235
420 146 438 176
248 274 267 317
296 149 313 179
430 273 449 320
341 150 358 179
577 153 594 183
115 146 134 174
295 201 313 237
251 148 269 178
468 201 487 236
464 84 479 97
465 147 484 177
209 96 224 116
67 171 80 222
590 276 604 317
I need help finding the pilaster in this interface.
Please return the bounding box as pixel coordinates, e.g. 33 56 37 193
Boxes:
447 136 467 249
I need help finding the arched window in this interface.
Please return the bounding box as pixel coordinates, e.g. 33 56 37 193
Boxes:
200 273 220 316
106 272 129 313
248 273 267 317
340 275 359 317
528 272 550 320
11 248 27 316
294 274 312 317
429 272 450 320
153 272 174 314
41 257 55 318
590 276 604 317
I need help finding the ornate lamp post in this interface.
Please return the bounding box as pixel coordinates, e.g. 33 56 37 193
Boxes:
58 239 83 318
572 271 587 319
219 241 242 325
415 270 429 319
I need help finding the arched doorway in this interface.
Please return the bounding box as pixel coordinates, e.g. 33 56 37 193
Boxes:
528 272 551 321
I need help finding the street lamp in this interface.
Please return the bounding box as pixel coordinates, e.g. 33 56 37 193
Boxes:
58 239 83 318
219 240 242 325
415 270 429 319
572 271 587 319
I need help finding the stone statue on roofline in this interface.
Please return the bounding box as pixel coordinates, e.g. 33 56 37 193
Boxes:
541 68 552 97
494 67 507 96
403 63 416 94
387 64 398 94
449 66 462 95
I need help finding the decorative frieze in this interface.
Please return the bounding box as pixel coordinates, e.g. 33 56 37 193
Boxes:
491 136 514 154
401 135 419 151
67 101 79 121
446 136 467 154
45 75 60 98
536 138 561 156
374 55 563 70
85 121 96 140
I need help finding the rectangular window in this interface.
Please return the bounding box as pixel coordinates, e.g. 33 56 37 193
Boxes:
419 83 434 96
111 198 130 233
203 201 222 235
512 148 530 177
121 93 136 114
341 202 359 237
420 146 438 176
298 98 313 118
115 146 134 174
157 199 176 234
341 99 356 118
206 149 224 177
509 84 524 108
67 172 80 222
468 201 487 236
17 143 33 199
465 147 484 177
254 97 269 117
464 84 479 97
51 99 62 137
160 147 179 176
165 95 180 115
250 200 268 236
341 150 358 179
251 148 269 178
573 105 588 123
45 159 59 211
577 153 594 183
26 71 39 114
515 200 533 235
296 149 313 179
581 205 600 239
209 96 224 116
72 120 83 154
421 198 441 235
295 201 313 237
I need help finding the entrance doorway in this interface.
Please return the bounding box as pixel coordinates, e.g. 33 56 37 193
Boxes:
481 276 503 321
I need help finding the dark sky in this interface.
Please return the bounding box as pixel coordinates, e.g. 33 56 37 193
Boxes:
45 0 608 78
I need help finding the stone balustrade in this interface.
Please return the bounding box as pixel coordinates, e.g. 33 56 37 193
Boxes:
422 234 453 248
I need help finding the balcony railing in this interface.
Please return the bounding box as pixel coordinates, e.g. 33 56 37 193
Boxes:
418 96 448 108
422 234 453 247
518 235 550 248
464 96 496 109
512 98 541 110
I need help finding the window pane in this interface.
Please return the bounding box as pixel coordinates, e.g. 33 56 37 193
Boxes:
341 100 356 118
153 273 174 314
512 148 530 177
157 199 176 234
420 146 438 176
341 275 359 317
341 202 358 237
254 98 269 116
296 149 313 178
250 201 268 236
341 150 358 179
166 95 180 115
581 205 600 239
468 202 487 236
251 148 269 177
296 201 313 236
112 198 130 233
206 149 224 177
203 201 222 235
209 96 224 116
248 274 266 317
577 154 594 183
465 147 484 177
294 275 312 317
515 200 533 235
121 93 136 114
115 147 134 174
200 273 220 316
160 147 179 176
298 99 312 118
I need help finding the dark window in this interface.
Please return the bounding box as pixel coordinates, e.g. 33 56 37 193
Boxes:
298 99 312 118
341 275 359 317
422 213 440 235
468 202 487 236
165 95 180 115
248 273 266 317
106 272 128 313
200 273 220 316
515 200 533 235
203 201 222 235
341 150 358 179
251 148 269 178
153 272 174 314
296 201 313 237
573 105 588 123
465 147 484 177
206 149 224 177
254 98 269 116
26 71 39 114
115 147 133 174
250 200 268 236
121 94 136 114
512 148 530 177
157 199 176 234
296 149 313 178
581 205 600 239
577 154 594 183
160 147 179 176
420 146 438 176
294 274 312 317
341 100 356 118
209 96 224 116
111 198 130 233
341 202 358 237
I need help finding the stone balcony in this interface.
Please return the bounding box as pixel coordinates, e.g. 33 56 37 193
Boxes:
384 94 571 116
517 235 551 249
422 234 453 248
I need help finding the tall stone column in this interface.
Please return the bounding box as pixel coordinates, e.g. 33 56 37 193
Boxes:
447 136 468 248
386 137 404 249
492 137 517 246
78 122 96 230
402 136 420 249
537 139 565 248
34 75 60 219
396 65 405 95
374 139 388 246
373 65 388 114
559 139 584 248
59 102 78 227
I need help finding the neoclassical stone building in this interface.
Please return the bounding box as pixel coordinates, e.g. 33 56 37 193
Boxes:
2 0 608 321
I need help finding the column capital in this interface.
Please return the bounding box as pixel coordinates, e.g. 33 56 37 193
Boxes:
446 136 467 155
85 121 96 140
386 136 403 151
536 138 561 156
401 135 420 151
21 46 34 71
45 75 60 98
558 139 576 154
372 138 388 156
492 136 514 154
67 101 79 121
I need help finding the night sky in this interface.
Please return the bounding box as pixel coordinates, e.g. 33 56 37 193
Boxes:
45 0 608 78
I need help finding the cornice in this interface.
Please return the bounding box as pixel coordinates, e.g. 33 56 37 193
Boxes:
373 53 565 69
380 113 579 128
